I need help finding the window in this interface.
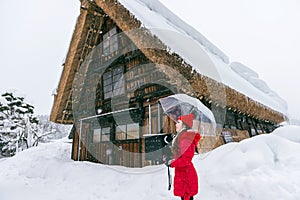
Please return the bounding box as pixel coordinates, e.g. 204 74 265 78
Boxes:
256 123 264 133
127 123 139 139
222 130 234 143
115 123 139 140
250 128 257 137
103 27 118 55
116 125 126 140
93 127 111 143
93 129 101 143
103 66 125 99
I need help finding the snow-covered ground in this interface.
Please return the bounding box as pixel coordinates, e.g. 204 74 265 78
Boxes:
0 125 300 200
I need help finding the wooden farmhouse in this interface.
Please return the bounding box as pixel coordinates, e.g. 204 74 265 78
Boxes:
50 0 287 167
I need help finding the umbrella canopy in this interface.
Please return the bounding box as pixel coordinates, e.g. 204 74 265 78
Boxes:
159 94 216 136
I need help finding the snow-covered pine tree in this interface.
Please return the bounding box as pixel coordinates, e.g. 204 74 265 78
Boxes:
0 92 39 156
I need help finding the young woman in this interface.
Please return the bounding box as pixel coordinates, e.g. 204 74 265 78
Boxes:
167 113 201 200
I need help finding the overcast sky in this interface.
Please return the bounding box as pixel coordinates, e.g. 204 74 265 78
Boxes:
0 0 299 120
0 0 80 115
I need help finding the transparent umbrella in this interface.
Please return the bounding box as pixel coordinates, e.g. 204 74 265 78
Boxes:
159 94 216 136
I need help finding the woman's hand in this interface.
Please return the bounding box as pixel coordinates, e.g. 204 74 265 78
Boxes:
163 155 174 167
165 159 173 167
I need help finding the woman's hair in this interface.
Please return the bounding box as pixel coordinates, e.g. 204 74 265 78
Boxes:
172 120 196 154
182 121 191 130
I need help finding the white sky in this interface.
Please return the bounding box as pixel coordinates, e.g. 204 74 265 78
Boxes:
0 0 80 115
0 0 299 120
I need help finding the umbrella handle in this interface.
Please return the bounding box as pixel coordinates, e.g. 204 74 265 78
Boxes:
168 166 172 190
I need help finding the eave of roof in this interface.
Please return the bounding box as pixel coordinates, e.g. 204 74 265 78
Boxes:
50 7 91 124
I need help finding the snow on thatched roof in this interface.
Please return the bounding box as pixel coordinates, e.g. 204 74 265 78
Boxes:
116 0 287 115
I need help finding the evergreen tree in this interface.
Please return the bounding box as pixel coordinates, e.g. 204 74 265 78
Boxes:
0 92 39 156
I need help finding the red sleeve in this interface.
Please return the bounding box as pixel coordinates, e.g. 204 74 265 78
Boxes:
170 139 195 168
194 133 201 144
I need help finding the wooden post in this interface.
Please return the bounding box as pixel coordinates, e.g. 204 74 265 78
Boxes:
149 104 152 135
158 103 161 133
77 119 83 161
136 90 145 167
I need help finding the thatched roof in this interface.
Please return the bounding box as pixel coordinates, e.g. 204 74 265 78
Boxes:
50 0 286 124
50 1 103 124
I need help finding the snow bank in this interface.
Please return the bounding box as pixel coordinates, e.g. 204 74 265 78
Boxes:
0 138 171 200
272 125 300 143
196 125 300 200
1 126 300 200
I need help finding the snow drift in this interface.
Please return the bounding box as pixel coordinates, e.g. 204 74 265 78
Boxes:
0 125 300 200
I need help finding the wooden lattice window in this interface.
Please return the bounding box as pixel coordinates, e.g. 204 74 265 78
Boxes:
103 27 118 55
103 65 124 99
115 123 139 140
93 127 111 143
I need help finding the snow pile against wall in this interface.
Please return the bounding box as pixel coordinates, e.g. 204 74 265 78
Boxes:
197 125 300 199
271 125 300 143
116 0 287 115
0 138 170 200
1 125 300 200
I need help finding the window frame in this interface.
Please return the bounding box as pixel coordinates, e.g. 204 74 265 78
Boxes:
93 127 111 143
103 27 118 55
103 65 125 99
115 123 139 141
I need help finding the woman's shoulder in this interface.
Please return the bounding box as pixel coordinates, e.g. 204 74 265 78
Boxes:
179 130 200 142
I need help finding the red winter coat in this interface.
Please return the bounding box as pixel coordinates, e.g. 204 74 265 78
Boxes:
170 130 201 200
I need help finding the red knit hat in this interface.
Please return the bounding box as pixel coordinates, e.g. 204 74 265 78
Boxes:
177 113 194 129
